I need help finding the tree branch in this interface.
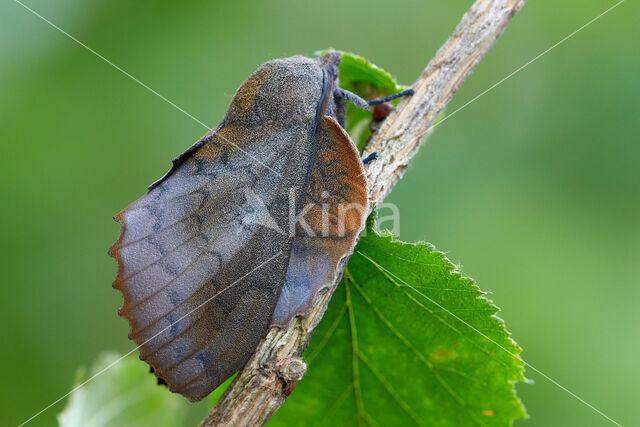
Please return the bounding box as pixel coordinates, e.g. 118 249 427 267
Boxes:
201 0 526 425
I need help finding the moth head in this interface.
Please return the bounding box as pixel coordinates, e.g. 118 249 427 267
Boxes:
317 52 341 82
315 52 344 125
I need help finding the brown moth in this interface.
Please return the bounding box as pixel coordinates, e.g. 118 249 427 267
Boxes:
109 52 409 401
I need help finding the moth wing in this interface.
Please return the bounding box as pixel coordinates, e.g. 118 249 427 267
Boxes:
109 123 310 401
272 116 368 327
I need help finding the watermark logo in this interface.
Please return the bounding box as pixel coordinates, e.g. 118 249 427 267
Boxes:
241 187 400 237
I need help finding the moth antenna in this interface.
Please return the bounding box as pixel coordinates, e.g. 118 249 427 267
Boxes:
368 88 414 105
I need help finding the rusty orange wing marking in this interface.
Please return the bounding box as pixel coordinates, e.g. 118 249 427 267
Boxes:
109 123 309 401
271 116 368 327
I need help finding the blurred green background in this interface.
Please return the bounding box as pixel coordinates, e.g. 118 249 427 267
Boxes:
1 0 638 425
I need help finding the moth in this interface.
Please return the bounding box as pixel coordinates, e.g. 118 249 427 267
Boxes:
109 52 411 401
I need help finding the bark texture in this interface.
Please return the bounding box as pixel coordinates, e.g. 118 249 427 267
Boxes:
202 0 526 425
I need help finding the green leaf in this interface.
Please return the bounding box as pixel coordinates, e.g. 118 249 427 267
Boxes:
334 51 403 99
271 230 527 426
58 352 190 427
317 50 408 150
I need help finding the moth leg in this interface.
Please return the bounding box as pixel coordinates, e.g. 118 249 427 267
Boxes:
336 88 414 111
362 152 377 164
368 88 414 106
335 88 370 110
335 93 346 127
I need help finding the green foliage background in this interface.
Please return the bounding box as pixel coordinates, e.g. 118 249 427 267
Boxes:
1 0 638 425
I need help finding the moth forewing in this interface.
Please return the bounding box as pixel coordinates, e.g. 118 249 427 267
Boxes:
110 53 368 401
